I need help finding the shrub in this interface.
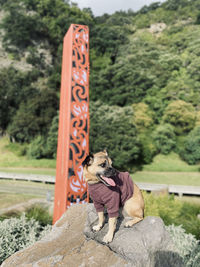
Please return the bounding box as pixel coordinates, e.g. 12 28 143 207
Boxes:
143 192 200 239
26 205 52 227
166 224 200 266
180 126 200 164
27 135 46 159
0 214 52 264
152 124 176 155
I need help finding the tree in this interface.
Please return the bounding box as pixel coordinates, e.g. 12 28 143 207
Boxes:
163 100 196 135
153 124 176 155
8 89 58 143
46 113 59 158
0 67 39 132
89 101 141 171
180 126 200 164
132 102 154 132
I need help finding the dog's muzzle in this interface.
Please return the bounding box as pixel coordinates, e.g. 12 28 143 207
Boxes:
97 167 117 187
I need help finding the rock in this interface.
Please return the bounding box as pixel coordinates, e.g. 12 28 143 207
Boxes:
2 204 128 267
2 203 184 267
148 23 167 35
84 204 184 267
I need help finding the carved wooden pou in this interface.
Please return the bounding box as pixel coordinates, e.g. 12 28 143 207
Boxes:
53 24 89 223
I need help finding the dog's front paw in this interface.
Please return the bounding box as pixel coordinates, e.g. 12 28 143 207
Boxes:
103 233 113 244
92 224 102 232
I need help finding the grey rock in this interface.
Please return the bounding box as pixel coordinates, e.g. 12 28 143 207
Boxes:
84 204 184 267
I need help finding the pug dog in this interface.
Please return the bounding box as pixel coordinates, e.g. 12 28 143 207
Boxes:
83 150 144 243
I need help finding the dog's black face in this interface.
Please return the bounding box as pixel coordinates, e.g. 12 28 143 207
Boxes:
99 165 117 179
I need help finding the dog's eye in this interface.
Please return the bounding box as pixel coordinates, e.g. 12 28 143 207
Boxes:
100 162 106 168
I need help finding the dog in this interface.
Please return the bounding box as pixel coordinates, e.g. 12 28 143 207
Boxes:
83 150 145 243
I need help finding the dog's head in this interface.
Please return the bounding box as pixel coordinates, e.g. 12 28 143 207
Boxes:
83 150 117 187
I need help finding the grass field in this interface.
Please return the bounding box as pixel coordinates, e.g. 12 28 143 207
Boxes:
0 192 38 209
133 152 200 186
0 167 56 176
142 152 200 172
0 136 199 187
133 171 200 186
0 137 56 174
0 179 55 209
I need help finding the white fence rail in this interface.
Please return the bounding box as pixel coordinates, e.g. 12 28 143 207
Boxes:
0 172 200 196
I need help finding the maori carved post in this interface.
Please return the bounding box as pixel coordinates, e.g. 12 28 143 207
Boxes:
53 24 89 223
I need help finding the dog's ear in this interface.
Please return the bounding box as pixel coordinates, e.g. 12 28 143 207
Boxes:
103 149 108 156
82 153 94 167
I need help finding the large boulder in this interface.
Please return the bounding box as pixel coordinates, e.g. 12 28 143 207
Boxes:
84 204 183 267
2 203 183 267
2 204 127 267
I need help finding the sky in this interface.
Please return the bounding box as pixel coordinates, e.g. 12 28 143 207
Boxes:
73 0 167 16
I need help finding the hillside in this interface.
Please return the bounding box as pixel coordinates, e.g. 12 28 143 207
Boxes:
0 0 200 170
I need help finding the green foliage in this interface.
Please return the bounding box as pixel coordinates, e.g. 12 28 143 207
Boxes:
180 126 200 164
1 0 200 167
0 67 39 132
163 100 196 135
90 101 141 171
138 134 156 164
132 103 154 132
0 213 51 264
144 192 200 239
27 135 47 159
195 111 200 127
46 113 59 158
5 141 27 157
196 12 200 24
153 124 176 155
8 89 58 143
26 205 52 226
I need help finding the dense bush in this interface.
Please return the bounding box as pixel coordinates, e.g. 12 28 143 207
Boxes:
26 205 52 227
27 135 47 159
180 126 200 165
152 124 176 155
0 214 51 264
144 192 200 239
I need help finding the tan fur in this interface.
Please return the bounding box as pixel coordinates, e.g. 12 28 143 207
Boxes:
83 151 145 243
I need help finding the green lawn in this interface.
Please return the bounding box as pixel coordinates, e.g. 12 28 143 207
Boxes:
0 192 38 209
1 137 200 186
0 137 56 174
0 167 56 176
133 171 200 186
142 152 200 172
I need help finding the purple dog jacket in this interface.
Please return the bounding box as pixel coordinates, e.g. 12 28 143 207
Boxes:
88 172 134 218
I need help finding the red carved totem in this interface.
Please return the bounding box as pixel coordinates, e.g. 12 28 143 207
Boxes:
53 24 89 223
